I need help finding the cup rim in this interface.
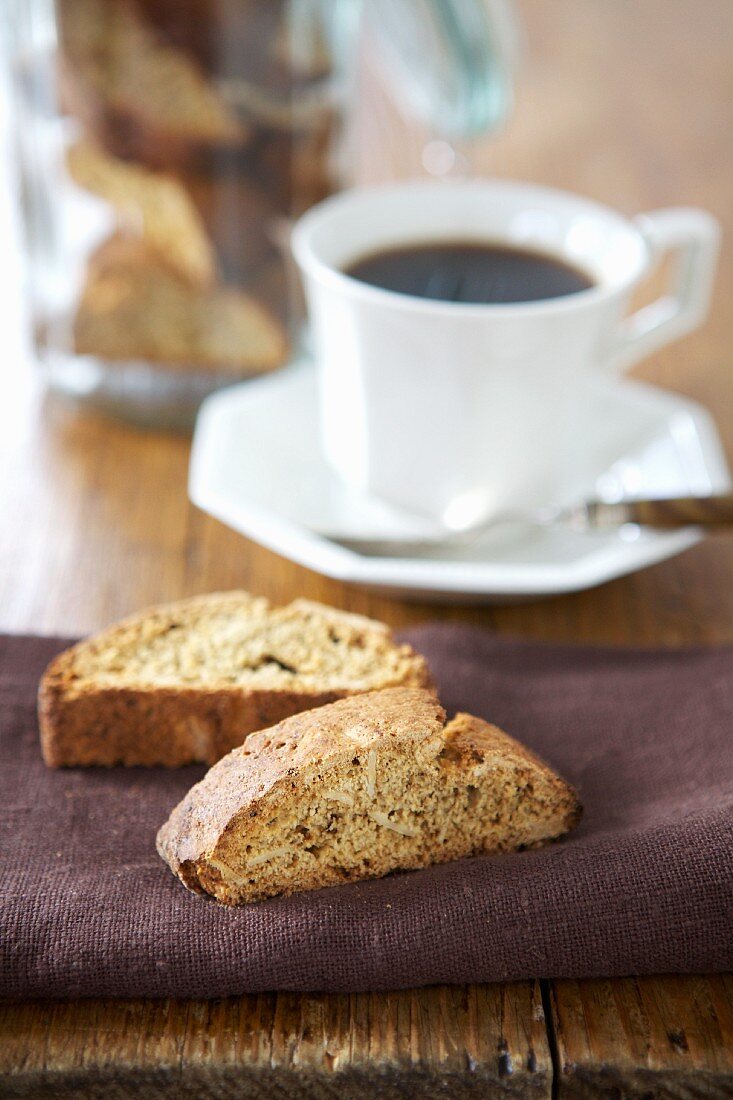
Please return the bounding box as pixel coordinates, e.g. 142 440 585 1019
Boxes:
291 178 650 318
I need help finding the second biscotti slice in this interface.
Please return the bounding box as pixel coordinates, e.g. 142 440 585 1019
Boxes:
73 235 287 374
38 593 432 767
67 141 216 287
156 687 582 904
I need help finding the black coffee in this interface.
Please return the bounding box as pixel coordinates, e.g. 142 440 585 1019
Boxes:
344 240 594 304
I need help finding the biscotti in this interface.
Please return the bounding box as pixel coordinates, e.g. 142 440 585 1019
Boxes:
56 0 246 170
73 235 287 374
67 141 216 287
157 687 582 904
39 593 433 768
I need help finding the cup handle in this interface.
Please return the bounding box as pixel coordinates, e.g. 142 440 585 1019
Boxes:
611 207 720 371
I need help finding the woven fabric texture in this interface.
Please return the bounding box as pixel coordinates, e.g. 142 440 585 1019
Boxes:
1 628 731 1000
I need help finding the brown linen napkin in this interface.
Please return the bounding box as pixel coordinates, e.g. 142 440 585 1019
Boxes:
1 628 731 1000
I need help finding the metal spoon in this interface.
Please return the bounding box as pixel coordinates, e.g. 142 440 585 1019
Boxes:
326 493 733 558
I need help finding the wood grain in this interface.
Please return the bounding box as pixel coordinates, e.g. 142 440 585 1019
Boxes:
1 0 732 1096
0 984 552 1098
550 975 733 1098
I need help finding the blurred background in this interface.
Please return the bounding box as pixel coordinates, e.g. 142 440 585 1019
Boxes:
3 0 521 427
0 0 731 634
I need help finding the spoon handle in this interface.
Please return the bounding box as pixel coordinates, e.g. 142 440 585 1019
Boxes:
587 494 733 529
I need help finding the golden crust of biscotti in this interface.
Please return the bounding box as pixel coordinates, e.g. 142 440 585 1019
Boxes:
38 682 349 770
38 593 434 768
156 688 582 905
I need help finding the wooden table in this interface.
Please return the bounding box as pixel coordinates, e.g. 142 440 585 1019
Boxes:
2 1 733 1095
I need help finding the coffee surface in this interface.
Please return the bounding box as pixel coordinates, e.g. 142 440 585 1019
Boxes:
344 240 594 304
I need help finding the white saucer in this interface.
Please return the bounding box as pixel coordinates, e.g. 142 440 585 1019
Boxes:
189 363 730 603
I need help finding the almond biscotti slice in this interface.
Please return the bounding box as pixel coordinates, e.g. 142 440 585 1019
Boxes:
156 687 581 904
39 594 432 768
57 0 246 170
73 235 287 374
67 141 216 287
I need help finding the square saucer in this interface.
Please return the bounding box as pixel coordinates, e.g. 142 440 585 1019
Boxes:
189 363 730 602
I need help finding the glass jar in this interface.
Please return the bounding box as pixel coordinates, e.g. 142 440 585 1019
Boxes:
4 0 515 428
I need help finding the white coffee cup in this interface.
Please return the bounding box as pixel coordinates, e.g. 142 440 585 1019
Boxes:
292 180 719 523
